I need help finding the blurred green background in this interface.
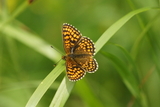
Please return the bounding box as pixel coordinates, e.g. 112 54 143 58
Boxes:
0 0 160 107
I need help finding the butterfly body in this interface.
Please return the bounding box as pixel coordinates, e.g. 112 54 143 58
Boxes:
62 23 98 81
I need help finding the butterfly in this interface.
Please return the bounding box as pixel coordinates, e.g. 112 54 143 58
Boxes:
62 23 98 81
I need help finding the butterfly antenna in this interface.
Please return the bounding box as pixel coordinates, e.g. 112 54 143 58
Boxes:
51 46 63 66
53 58 62 66
51 46 64 55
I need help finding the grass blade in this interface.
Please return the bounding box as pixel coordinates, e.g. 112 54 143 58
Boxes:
1 23 61 61
101 51 140 98
95 7 152 53
75 79 104 107
49 76 75 107
0 1 28 30
25 60 65 107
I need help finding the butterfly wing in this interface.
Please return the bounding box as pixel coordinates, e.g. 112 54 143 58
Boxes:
73 37 98 72
62 23 82 54
73 37 95 55
87 58 98 73
73 56 98 73
65 57 86 81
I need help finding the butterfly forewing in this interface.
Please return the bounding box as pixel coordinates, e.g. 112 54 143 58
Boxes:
62 23 82 54
73 37 95 55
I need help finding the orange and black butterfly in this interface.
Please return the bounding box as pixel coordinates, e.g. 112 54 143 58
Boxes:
62 23 98 81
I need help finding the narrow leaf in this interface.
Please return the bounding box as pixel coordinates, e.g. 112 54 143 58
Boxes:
95 7 152 53
49 76 75 107
25 60 65 107
101 51 140 98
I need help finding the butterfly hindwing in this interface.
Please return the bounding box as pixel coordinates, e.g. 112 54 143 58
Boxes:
65 57 86 81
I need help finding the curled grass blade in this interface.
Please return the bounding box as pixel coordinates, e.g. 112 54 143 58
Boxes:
25 60 65 107
95 7 152 53
113 44 139 76
101 51 140 98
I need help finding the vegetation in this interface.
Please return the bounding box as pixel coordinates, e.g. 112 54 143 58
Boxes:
0 0 160 107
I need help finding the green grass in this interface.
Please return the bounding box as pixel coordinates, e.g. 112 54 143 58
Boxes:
0 0 160 107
